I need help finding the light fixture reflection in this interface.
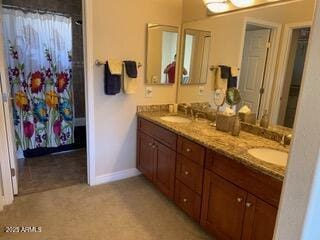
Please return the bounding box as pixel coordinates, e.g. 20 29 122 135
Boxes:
203 0 229 13
230 0 254 8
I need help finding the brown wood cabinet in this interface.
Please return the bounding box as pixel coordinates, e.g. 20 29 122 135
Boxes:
153 140 176 199
201 170 247 240
201 170 278 240
137 119 177 200
137 117 282 240
137 132 155 181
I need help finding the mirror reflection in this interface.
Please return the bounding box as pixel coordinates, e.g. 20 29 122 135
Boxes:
146 24 179 84
181 29 211 85
176 0 314 130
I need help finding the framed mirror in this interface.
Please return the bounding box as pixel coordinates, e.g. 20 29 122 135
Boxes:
181 29 211 85
176 0 314 131
145 24 179 85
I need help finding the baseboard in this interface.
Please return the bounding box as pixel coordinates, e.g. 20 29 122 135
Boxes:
94 168 141 186
3 195 13 206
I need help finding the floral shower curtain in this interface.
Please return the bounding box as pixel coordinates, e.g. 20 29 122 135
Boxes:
3 8 74 150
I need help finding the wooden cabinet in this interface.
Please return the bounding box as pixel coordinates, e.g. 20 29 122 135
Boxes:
137 117 282 240
201 170 247 240
137 119 176 200
154 141 176 199
175 180 202 221
201 170 278 240
137 131 155 181
241 194 278 240
176 154 203 194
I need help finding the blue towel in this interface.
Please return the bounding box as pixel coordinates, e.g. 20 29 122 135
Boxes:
219 65 238 89
104 62 121 95
123 61 138 78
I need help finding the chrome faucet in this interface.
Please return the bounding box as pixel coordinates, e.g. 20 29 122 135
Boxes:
195 112 206 120
182 104 195 119
280 134 293 147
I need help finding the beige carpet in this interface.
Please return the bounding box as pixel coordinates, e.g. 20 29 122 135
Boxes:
0 176 212 240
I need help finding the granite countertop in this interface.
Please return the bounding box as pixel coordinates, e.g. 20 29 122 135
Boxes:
137 111 288 181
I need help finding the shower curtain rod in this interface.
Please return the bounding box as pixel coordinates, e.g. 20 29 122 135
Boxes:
2 4 72 18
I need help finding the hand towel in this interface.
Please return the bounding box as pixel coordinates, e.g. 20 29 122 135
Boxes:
213 66 228 92
228 67 239 88
105 62 121 95
123 61 138 94
231 67 240 77
108 59 122 75
124 61 138 78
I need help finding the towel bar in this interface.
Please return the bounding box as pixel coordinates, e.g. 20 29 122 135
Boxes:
95 60 142 68
209 65 240 71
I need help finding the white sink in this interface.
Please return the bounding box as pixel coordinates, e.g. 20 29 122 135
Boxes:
248 148 288 166
160 116 191 123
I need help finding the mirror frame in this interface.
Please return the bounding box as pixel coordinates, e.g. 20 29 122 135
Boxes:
179 28 212 85
145 23 180 85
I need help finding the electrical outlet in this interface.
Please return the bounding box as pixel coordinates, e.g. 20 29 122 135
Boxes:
199 86 205 96
145 87 153 98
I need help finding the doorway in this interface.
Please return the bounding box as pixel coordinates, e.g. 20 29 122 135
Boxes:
238 19 281 119
278 27 310 128
0 0 87 196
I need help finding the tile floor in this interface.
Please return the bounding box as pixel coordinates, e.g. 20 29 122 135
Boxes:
18 148 87 195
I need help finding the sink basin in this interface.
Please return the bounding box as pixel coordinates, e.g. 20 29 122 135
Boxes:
160 116 191 123
248 148 288 166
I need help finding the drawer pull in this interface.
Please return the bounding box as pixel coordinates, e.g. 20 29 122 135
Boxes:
186 148 191 152
184 171 190 175
148 142 153 146
152 145 156 149
183 198 188 203
237 197 243 203
246 202 252 208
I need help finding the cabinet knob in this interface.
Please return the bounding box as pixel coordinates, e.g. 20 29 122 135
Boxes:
152 145 156 149
186 148 191 152
246 202 252 208
184 171 190 175
237 197 243 203
148 142 153 146
183 198 188 203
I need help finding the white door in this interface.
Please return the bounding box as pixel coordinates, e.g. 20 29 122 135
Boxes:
239 29 271 117
0 10 18 195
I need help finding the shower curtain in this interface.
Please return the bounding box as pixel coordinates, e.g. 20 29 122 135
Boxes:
3 8 74 150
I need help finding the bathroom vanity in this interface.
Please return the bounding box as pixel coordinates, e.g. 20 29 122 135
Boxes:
136 111 285 240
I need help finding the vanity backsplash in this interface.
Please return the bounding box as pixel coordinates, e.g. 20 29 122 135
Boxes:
137 104 293 145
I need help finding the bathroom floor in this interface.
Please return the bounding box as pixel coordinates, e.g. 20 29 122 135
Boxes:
18 149 87 195
0 176 211 240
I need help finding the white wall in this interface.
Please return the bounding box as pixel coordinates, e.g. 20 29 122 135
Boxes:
86 0 182 182
178 0 315 108
274 2 320 238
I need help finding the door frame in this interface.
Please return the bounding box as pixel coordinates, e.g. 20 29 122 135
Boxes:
270 21 312 124
238 17 282 118
0 0 96 205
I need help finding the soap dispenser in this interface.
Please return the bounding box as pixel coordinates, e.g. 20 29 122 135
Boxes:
260 109 270 129
232 115 241 137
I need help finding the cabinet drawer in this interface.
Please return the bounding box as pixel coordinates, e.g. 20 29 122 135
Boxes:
177 136 205 165
205 150 282 207
176 154 204 195
139 118 177 150
175 180 201 222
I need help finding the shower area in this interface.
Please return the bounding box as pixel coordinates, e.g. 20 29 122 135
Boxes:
1 0 87 195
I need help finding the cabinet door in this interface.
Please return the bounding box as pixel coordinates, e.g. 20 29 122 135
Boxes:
154 140 176 199
201 170 247 240
242 194 278 240
137 132 155 181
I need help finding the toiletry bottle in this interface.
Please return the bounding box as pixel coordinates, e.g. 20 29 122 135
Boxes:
260 109 270 128
232 115 241 136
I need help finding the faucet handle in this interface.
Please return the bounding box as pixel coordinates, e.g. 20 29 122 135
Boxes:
281 134 285 146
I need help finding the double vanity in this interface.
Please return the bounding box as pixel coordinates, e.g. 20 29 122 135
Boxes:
136 109 288 240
